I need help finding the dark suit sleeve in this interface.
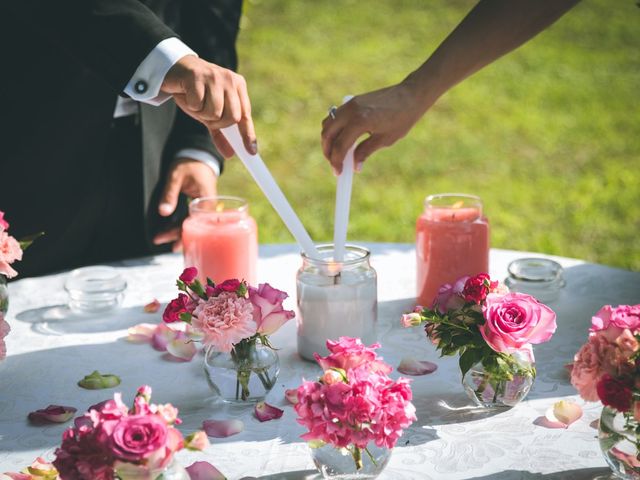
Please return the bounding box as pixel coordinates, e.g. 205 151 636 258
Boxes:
162 0 244 173
8 0 177 92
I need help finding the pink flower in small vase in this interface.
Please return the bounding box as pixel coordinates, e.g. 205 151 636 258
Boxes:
249 283 295 335
462 273 496 305
0 230 23 279
162 294 195 323
109 414 168 462
432 277 467 314
571 334 608 401
211 279 243 296
179 267 198 284
314 337 392 375
480 292 557 354
192 292 256 352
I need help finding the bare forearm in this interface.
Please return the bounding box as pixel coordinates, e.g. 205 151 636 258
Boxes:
405 0 580 109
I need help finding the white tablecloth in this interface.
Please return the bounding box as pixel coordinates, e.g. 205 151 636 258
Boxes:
1 244 639 479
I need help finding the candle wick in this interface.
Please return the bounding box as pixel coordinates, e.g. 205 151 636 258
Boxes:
333 272 341 285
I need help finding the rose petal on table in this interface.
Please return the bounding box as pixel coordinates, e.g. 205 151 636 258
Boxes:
186 461 226 480
143 298 161 313
77 370 121 390
166 333 197 361
397 358 438 376
590 419 600 429
28 405 77 424
533 416 566 429
203 419 244 438
127 323 157 343
284 388 299 405
1 473 31 480
254 402 283 422
545 400 583 428
152 323 177 351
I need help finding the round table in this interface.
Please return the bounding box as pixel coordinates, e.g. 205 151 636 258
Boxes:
1 244 639 479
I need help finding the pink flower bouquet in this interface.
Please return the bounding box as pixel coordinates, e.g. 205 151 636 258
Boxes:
0 210 42 281
295 337 416 474
571 304 640 476
164 268 294 402
52 385 208 480
402 273 557 406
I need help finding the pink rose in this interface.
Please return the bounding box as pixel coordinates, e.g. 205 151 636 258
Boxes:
432 277 467 314
192 292 256 352
314 337 392 375
109 414 168 462
480 292 557 354
162 294 194 323
0 211 8 230
179 267 198 284
0 230 23 278
462 273 495 305
248 283 295 335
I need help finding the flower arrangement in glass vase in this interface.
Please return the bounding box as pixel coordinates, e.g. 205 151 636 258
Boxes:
164 267 294 403
402 273 557 408
52 385 208 480
295 337 416 479
571 304 640 478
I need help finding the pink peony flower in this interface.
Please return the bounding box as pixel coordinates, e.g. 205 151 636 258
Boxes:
462 273 496 305
314 337 392 375
162 294 195 323
0 211 9 230
249 283 295 335
0 230 23 279
109 414 168 462
432 276 467 314
179 267 198 284
480 292 557 354
192 292 256 352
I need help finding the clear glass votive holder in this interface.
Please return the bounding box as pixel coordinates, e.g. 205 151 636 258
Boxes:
504 257 565 303
64 266 127 313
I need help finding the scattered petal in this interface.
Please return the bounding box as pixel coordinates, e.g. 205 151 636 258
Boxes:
202 419 244 438
25 457 58 479
77 370 121 390
397 358 438 376
284 388 298 405
28 405 77 424
126 323 156 343
545 400 583 428
533 416 566 429
152 323 177 351
143 299 161 313
166 333 197 361
254 402 283 422
186 461 226 480
2 473 31 480
184 431 210 450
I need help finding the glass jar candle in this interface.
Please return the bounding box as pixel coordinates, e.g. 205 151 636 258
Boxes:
416 194 489 307
296 244 377 361
182 196 258 285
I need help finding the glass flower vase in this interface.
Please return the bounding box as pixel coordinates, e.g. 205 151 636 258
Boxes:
462 352 534 408
204 337 279 403
114 458 189 480
599 405 640 479
310 443 392 479
0 275 8 315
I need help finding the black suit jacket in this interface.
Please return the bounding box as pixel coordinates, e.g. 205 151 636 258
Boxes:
0 0 242 276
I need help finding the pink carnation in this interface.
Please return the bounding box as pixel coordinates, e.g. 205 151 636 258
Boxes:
314 337 392 375
480 292 557 355
249 283 295 335
179 267 198 284
591 304 640 333
162 293 195 323
0 230 23 278
462 273 496 305
192 292 256 352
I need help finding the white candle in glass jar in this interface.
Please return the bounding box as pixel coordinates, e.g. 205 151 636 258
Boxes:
296 244 378 361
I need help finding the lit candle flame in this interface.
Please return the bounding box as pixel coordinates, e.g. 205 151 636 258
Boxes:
452 200 464 209
327 261 341 277
215 202 225 212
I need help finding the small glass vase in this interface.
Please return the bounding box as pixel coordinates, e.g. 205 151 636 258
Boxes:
114 458 189 480
204 337 279 403
0 275 8 315
599 405 640 479
462 352 534 408
310 443 392 479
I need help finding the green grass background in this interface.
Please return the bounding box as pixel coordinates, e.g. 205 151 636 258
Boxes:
217 0 640 270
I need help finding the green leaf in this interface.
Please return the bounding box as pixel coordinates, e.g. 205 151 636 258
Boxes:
18 231 44 251
179 312 193 323
78 370 121 390
459 348 480 377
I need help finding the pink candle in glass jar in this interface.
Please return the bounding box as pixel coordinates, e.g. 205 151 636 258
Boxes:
416 193 489 306
182 196 258 284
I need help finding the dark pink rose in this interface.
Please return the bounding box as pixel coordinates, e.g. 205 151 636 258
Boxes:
162 294 193 323
480 292 557 354
179 267 198 284
109 414 168 461
249 283 295 335
462 273 494 305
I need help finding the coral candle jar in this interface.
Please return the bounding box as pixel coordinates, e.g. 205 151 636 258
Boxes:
182 196 258 285
416 193 489 307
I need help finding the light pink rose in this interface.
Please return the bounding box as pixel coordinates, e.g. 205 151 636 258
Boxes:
249 283 295 336
0 230 22 278
109 414 168 462
192 292 256 352
480 292 557 354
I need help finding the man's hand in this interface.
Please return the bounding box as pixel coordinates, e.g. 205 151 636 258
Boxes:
153 158 218 251
161 55 257 158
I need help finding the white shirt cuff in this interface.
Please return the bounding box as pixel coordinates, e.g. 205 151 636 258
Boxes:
124 37 197 106
175 149 221 177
